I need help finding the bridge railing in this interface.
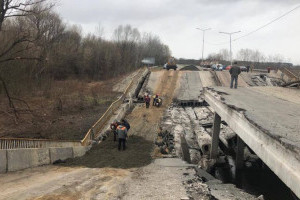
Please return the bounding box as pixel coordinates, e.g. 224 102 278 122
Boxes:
0 138 81 149
81 67 146 145
281 67 298 80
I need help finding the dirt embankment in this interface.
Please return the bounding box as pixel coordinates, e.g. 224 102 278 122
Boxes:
0 69 181 200
0 71 138 140
64 70 179 167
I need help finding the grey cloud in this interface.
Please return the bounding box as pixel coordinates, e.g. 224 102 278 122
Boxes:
55 0 300 64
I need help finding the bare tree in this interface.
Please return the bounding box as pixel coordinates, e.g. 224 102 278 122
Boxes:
0 0 53 121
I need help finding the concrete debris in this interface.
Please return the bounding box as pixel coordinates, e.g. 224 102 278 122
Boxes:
161 105 236 165
250 74 285 86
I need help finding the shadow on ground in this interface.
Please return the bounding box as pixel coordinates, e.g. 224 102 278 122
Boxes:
60 135 153 169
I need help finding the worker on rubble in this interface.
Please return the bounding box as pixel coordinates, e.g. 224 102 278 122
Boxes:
153 94 159 106
116 124 128 150
229 61 241 89
144 93 150 108
110 120 120 141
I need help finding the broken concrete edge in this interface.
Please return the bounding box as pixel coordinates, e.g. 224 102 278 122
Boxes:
206 87 300 156
0 146 91 173
204 89 300 198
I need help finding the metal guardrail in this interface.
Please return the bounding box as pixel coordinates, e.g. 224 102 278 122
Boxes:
81 67 146 145
282 67 298 80
0 138 81 149
0 68 146 149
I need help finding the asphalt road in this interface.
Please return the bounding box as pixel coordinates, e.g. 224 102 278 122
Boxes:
174 71 203 101
211 87 300 152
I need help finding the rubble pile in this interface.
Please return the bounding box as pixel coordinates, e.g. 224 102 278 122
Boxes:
159 105 237 166
250 74 284 86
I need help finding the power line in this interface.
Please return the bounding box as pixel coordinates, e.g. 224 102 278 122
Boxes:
233 4 300 41
206 4 300 45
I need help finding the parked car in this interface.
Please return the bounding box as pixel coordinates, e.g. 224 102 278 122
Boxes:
240 66 247 72
163 63 167 69
225 65 232 70
211 64 223 71
211 64 217 70
217 64 224 71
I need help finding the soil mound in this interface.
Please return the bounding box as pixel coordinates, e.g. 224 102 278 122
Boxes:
180 65 200 71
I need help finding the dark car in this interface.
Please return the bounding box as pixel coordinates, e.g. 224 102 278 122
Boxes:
240 66 247 72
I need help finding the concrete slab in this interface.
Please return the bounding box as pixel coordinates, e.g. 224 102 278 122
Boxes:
50 147 73 163
174 71 202 102
204 87 300 198
199 71 217 87
0 150 7 173
211 87 300 149
253 86 300 105
7 148 50 172
216 71 248 87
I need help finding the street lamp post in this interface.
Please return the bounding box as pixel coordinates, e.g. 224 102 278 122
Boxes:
196 28 211 65
219 31 241 66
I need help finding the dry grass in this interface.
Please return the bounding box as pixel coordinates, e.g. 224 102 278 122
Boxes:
0 78 121 140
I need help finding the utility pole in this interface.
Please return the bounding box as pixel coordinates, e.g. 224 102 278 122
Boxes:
196 28 211 65
219 31 241 66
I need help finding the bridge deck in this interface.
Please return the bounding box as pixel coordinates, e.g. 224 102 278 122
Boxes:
174 71 203 102
204 87 300 198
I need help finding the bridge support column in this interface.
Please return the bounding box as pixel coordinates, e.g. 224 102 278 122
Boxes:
235 136 245 187
210 112 221 159
236 136 245 169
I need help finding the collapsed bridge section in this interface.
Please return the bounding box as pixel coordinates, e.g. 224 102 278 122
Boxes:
203 87 300 198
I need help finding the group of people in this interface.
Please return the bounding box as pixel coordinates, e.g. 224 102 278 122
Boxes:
144 93 162 108
110 119 130 151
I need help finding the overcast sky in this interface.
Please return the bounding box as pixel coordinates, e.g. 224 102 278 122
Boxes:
55 0 300 64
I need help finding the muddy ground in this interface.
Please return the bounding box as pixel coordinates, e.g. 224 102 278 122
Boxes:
62 135 153 169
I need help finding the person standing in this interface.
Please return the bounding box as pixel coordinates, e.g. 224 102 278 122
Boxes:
110 120 120 142
229 61 241 89
144 94 150 108
121 119 130 131
153 94 159 106
116 124 127 151
246 66 250 73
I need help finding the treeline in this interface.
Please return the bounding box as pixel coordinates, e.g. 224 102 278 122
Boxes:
0 1 171 95
207 48 292 66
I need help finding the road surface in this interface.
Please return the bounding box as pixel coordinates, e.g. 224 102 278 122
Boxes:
174 71 202 102
216 71 248 87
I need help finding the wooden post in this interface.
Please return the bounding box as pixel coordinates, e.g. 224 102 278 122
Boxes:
210 112 221 159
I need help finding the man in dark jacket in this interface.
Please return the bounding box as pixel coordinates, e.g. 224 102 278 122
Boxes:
229 62 241 89
110 120 120 141
117 124 128 150
144 94 150 108
121 119 130 131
